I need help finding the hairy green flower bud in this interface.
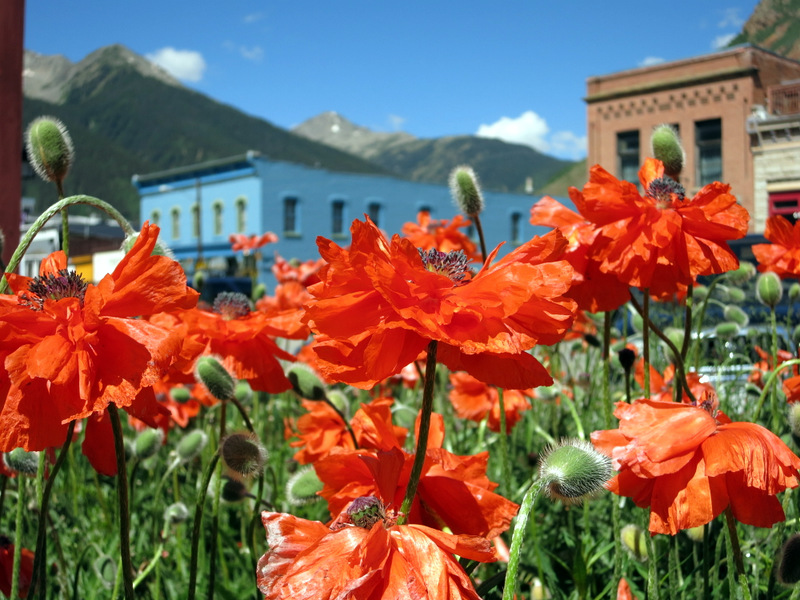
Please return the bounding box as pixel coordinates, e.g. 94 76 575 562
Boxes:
757 271 783 309
26 116 74 185
723 305 749 328
727 261 756 285
4 448 40 476
727 287 746 304
121 230 174 258
287 363 327 401
221 432 267 479
169 386 192 403
539 439 612 505
192 269 208 291
693 284 709 302
286 466 324 506
234 381 253 405
221 477 253 503
134 428 164 459
620 524 648 562
684 525 705 543
176 429 209 462
252 283 267 302
714 322 740 338
195 356 236 401
778 533 800 585
164 502 190 525
449 166 484 216
789 403 800 448
650 124 685 179
790 282 800 302
663 327 685 352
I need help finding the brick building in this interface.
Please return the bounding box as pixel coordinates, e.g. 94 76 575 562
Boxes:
585 44 800 233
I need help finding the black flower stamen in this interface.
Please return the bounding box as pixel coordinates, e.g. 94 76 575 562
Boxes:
647 176 686 205
213 291 252 320
418 248 469 282
20 269 88 310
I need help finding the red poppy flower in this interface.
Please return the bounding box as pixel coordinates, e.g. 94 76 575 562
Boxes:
288 398 408 465
448 371 532 433
748 345 794 389
785 375 800 403
530 195 630 312
271 252 325 286
753 215 800 278
255 280 312 339
402 210 482 263
229 232 278 254
314 444 518 539
258 503 495 600
570 158 749 299
0 223 197 460
635 360 718 410
0 536 33 598
591 398 800 534
304 217 577 390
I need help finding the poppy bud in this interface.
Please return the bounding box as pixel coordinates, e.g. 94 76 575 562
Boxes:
345 495 386 529
538 439 612 505
121 229 174 258
169 386 192 403
176 430 209 462
4 448 40 476
663 327 685 352
192 269 208 291
714 322 740 339
757 271 783 309
727 287 746 304
650 124 684 180
235 380 253 405
793 324 800 348
723 305 749 328
164 502 190 525
286 466 324 506
683 525 705 543
326 389 350 414
620 524 648 562
693 284 709 301
252 283 267 302
194 356 236 401
584 333 601 348
727 261 756 285
631 312 644 333
449 166 484 216
530 578 551 600
287 363 327 401
220 432 267 479
26 116 74 185
788 403 800 448
94 555 117 587
777 533 800 585
134 428 164 460
221 477 254 503
790 282 800 303
618 348 636 372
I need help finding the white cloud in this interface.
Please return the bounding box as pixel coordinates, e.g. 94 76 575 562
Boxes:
713 33 737 49
243 12 264 24
240 45 264 62
476 111 550 153
718 8 744 29
146 47 206 82
476 111 586 160
387 114 406 130
639 56 665 67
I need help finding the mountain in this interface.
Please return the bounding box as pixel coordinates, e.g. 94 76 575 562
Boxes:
21 45 389 220
293 112 574 194
729 0 800 60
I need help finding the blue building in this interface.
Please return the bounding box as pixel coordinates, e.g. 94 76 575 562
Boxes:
133 151 560 291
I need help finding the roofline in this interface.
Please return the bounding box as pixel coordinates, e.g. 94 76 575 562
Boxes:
131 150 261 187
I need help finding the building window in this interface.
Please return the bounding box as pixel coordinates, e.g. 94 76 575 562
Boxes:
367 201 382 226
212 201 224 236
769 191 800 225
417 204 432 215
695 118 722 186
510 212 522 244
191 203 200 238
235 197 247 233
170 207 180 240
150 209 161 227
617 130 640 184
284 196 299 233
331 199 346 236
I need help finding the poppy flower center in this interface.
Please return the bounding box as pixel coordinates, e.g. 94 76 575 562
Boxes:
21 269 88 310
647 177 685 208
345 495 387 529
418 248 469 283
213 292 252 320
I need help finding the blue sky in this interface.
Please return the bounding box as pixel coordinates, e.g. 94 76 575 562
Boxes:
24 1 758 161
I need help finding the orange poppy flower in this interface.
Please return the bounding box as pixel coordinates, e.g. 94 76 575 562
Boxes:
748 345 794 389
229 231 278 254
271 252 325 286
304 217 577 389
530 195 630 312
591 398 800 535
570 158 749 299
785 374 800 403
402 210 483 263
255 280 312 339
0 536 33 599
258 501 495 600
448 371 532 433
288 397 408 465
753 215 800 278
314 444 518 539
0 223 197 457
634 360 718 410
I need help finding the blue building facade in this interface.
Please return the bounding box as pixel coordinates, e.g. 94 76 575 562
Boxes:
133 152 562 291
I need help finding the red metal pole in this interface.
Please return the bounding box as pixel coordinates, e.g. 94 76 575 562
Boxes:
0 0 24 269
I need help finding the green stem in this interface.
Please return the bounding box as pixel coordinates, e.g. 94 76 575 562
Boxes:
10 476 25 600
207 399 227 599
398 340 438 522
109 404 135 600
724 506 748 596
753 358 800 423
1 195 135 294
188 452 221 600
471 213 488 264
496 389 511 498
642 291 651 399
133 542 165 590
502 480 544 600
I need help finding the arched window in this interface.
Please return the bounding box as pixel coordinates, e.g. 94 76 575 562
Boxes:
170 207 180 240
235 196 247 233
212 200 224 236
367 200 382 227
331 198 347 236
191 203 200 238
150 209 161 227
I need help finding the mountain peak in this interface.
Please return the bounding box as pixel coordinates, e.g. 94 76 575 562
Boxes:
293 112 415 158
